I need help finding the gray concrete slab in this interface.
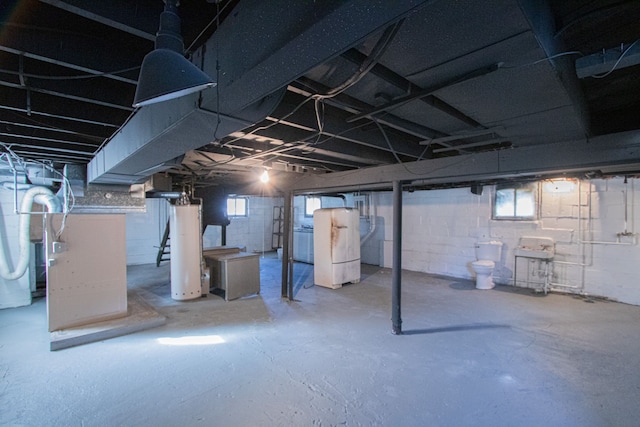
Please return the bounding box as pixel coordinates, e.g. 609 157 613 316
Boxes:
50 293 167 351
1 253 639 426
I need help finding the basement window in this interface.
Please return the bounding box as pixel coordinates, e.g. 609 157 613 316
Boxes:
227 196 248 217
493 184 537 220
305 196 321 217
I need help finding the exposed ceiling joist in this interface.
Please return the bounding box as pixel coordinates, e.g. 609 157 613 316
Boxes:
289 80 446 142
39 0 157 41
0 102 122 129
0 80 133 111
2 0 640 183
0 25 142 85
420 127 504 145
0 132 100 149
0 119 103 141
340 48 485 129
346 63 502 123
200 0 436 116
431 138 510 153
264 96 425 160
284 130 640 193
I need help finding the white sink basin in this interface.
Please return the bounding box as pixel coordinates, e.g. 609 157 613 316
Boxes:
514 247 554 259
515 237 555 259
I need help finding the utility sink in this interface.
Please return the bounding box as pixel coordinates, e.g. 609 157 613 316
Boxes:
514 237 555 259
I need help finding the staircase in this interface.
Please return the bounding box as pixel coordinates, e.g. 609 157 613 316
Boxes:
156 220 170 267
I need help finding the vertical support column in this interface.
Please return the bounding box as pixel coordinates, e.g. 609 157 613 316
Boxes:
392 181 403 335
221 224 227 246
281 191 293 299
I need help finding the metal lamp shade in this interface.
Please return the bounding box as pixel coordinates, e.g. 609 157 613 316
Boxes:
133 49 215 108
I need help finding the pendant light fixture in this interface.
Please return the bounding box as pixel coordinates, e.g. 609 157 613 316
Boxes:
133 0 216 108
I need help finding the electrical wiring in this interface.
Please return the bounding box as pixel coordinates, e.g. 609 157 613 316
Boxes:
370 118 477 177
216 98 396 171
500 51 583 69
313 19 404 101
219 95 316 147
591 39 640 78
0 143 75 236
417 144 432 162
184 0 235 55
306 19 404 143
211 19 405 170
372 119 403 164
215 17 403 159
307 118 376 148
406 49 582 79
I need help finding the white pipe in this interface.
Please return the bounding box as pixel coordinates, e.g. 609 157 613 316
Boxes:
360 192 377 246
0 186 62 281
579 178 637 246
549 281 582 289
579 239 636 246
547 179 591 293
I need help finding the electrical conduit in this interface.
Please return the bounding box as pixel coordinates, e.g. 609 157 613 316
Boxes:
0 186 62 281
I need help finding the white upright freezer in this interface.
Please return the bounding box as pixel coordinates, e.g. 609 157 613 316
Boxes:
313 208 361 289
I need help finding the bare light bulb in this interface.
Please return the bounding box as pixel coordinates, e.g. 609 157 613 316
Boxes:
260 169 270 183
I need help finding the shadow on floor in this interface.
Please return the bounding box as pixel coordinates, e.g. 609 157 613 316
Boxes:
491 284 549 298
448 281 476 291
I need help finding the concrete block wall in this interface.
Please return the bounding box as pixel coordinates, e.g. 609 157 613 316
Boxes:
377 188 485 278
125 198 170 265
292 193 382 265
293 195 346 229
121 178 639 306
372 177 640 306
203 196 284 253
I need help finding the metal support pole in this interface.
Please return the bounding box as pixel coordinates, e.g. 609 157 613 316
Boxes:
281 191 293 299
392 180 403 335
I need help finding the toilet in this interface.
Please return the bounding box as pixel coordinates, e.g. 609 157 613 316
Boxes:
472 241 503 290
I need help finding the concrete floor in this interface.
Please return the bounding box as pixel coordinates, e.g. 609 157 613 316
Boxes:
2 253 640 426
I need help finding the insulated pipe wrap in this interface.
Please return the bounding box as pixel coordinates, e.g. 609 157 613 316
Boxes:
0 186 62 281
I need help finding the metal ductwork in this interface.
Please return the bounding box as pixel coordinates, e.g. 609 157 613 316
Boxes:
87 0 435 184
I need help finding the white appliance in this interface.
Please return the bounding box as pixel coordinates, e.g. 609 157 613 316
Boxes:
170 205 202 300
293 228 314 263
313 208 360 289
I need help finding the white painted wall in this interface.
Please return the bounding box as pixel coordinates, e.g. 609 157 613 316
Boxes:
373 177 640 306
122 178 640 307
126 197 284 266
0 189 33 308
292 194 381 265
293 194 347 228
203 196 284 253
125 198 170 265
